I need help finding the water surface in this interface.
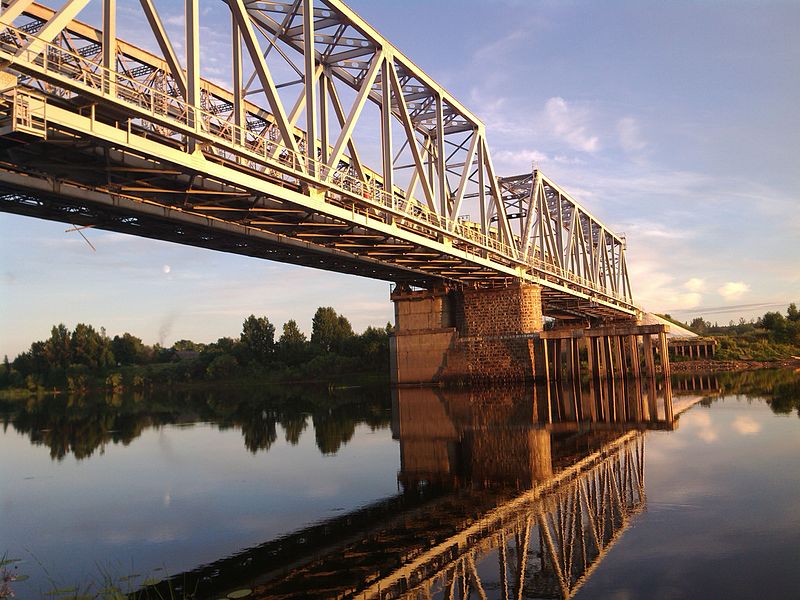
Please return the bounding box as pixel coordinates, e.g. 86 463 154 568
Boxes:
1 370 799 598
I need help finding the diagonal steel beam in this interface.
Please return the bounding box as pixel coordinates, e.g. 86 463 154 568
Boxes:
229 0 303 162
387 59 435 210
17 0 91 58
138 0 187 97
324 47 382 177
0 0 36 26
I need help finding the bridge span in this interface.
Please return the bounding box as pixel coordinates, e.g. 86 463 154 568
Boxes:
0 0 656 383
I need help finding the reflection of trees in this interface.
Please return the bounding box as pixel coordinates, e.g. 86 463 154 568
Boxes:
712 369 800 417
313 410 356 455
280 413 308 445
0 385 391 460
241 414 278 453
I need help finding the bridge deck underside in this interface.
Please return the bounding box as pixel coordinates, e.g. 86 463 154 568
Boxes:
0 115 626 319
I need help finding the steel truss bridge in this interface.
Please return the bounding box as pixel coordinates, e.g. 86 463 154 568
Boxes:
0 0 635 319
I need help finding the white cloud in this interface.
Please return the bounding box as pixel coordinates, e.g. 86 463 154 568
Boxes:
732 416 761 436
718 281 750 301
688 411 719 444
625 260 703 311
617 117 647 153
544 97 600 153
684 278 705 292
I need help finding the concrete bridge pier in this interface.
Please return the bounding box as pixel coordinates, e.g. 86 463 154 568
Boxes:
389 283 545 385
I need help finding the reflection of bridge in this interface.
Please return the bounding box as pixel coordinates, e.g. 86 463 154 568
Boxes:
142 380 699 599
0 1 659 382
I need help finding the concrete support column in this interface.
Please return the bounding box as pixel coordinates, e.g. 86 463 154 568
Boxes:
390 283 544 384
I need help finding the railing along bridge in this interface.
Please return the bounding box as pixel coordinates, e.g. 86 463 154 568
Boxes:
0 0 635 318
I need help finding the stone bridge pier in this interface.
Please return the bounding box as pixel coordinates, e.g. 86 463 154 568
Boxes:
389 284 670 385
389 283 545 384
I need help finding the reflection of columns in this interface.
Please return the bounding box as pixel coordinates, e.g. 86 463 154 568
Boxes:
628 334 641 378
643 334 656 378
658 331 671 380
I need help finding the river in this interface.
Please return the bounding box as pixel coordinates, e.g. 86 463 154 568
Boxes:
1 369 799 599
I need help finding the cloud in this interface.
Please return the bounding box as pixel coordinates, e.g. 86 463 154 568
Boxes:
684 278 705 292
718 281 750 301
625 259 704 311
544 97 600 153
617 117 647 153
688 411 718 444
732 416 761 436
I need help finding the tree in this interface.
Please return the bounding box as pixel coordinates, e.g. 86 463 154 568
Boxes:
173 339 204 352
0 355 9 385
71 323 113 369
788 303 799 322
761 311 785 331
112 333 148 365
689 317 710 334
45 323 72 370
240 314 275 363
278 320 308 365
311 307 353 353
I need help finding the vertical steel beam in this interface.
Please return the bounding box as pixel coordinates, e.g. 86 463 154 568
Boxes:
303 0 316 172
231 13 244 147
435 94 446 215
380 55 393 213
319 70 328 163
185 0 200 146
102 0 116 96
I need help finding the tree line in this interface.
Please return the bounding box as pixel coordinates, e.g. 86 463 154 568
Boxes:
662 302 800 361
1 307 393 390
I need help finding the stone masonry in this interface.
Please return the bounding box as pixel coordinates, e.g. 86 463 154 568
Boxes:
390 283 544 384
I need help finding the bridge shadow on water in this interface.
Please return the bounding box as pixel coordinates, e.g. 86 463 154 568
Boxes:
135 374 718 600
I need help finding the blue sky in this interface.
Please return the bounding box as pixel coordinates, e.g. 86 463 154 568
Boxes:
1 0 798 357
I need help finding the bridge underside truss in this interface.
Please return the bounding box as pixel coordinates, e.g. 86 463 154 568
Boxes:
0 0 637 318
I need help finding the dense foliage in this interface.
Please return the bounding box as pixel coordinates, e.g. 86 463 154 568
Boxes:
0 307 393 392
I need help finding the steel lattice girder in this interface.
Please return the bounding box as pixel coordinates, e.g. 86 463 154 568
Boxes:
0 0 637 316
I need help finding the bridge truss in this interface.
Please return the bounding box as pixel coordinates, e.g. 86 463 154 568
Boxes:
0 0 636 318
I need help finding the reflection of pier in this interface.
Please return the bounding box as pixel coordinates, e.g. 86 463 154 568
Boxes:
374 428 644 600
142 380 694 599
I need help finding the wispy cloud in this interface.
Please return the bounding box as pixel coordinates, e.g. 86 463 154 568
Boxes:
617 116 647 154
544 97 600 153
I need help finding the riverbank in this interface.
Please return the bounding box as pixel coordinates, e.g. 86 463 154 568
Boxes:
669 357 800 373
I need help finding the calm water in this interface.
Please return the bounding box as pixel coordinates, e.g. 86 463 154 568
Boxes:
1 370 799 599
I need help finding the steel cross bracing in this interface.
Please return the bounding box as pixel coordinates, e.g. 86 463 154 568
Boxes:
0 0 636 318
364 433 646 600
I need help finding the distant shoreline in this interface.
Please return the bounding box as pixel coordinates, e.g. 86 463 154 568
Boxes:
669 357 800 373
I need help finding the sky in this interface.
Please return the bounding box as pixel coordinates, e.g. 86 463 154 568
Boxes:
1 0 799 358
